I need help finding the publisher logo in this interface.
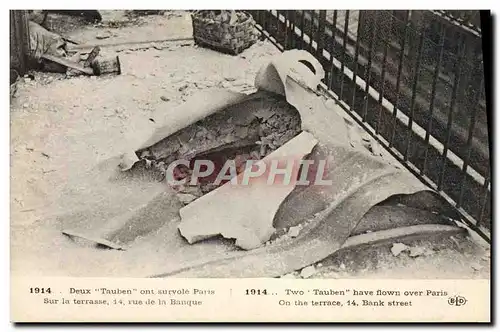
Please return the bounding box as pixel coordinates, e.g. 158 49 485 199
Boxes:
448 296 467 306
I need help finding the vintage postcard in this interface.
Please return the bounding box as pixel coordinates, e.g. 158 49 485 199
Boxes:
9 8 491 323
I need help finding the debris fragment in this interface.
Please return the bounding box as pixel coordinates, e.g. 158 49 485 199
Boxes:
151 42 163 50
300 265 317 278
177 132 318 250
361 134 371 142
368 141 383 156
41 152 50 159
423 248 435 257
92 56 121 76
287 225 302 238
229 11 238 25
409 246 426 257
10 70 19 99
221 81 232 89
232 78 247 86
391 242 409 257
324 99 337 110
160 96 170 102
83 46 101 67
471 262 483 271
177 193 198 205
224 75 237 82
449 235 461 249
41 53 94 75
324 271 341 279
118 152 140 171
96 31 112 40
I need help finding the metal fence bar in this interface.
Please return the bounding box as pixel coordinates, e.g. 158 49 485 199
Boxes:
389 11 410 147
350 15 363 112
362 12 378 121
404 26 426 161
300 10 306 49
316 11 326 58
283 10 289 49
309 10 315 52
457 78 483 208
300 11 306 49
339 11 350 100
421 23 447 176
263 10 269 37
478 175 490 227
276 10 285 48
288 10 296 49
375 15 392 134
437 35 467 191
327 10 338 90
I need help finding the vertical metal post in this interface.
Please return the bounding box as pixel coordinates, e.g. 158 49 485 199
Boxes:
362 12 378 121
437 35 467 192
339 11 350 101
389 10 410 147
288 10 296 49
316 10 327 58
300 10 306 49
350 13 364 114
375 12 393 134
309 10 315 52
404 25 425 161
457 79 483 209
327 10 338 90
421 22 446 176
478 174 490 227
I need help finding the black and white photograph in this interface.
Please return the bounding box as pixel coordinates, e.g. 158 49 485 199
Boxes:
8 7 492 322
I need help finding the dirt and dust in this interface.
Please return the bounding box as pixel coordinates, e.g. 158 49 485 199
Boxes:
10 10 490 279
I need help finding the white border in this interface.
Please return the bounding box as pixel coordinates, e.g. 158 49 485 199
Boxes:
3 2 498 330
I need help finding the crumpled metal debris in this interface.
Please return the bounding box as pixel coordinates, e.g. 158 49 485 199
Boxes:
178 131 318 250
60 49 464 278
28 21 67 71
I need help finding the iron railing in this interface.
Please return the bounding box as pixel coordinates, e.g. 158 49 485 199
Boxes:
249 10 491 237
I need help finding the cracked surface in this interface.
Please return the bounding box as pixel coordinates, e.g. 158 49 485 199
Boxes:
132 91 302 197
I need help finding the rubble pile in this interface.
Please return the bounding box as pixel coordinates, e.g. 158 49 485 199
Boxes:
135 94 303 202
195 10 250 25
